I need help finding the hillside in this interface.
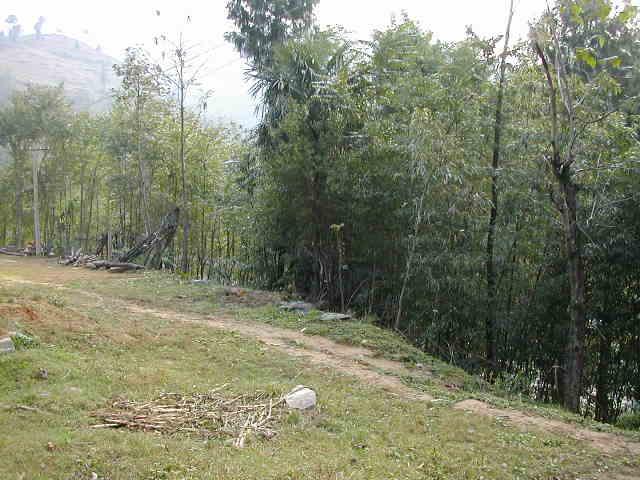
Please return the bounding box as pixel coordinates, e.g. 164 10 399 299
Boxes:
0 33 119 111
1 258 639 479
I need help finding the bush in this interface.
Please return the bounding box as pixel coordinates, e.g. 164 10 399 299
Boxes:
10 332 38 350
615 412 640 431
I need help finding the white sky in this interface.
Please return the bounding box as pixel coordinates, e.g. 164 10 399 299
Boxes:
2 0 635 125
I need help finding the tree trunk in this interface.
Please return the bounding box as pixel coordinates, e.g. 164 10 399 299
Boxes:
559 178 586 412
32 150 42 256
485 0 514 368
137 95 152 236
595 321 611 423
179 64 189 274
535 40 587 414
14 147 25 248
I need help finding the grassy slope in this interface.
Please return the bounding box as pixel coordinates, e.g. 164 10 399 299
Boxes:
0 265 638 479
71 271 640 436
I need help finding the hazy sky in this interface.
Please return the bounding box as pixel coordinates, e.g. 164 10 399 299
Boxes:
3 0 633 125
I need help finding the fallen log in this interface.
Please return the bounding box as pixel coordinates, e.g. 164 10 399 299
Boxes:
87 261 144 272
74 255 98 266
119 207 179 268
0 248 25 257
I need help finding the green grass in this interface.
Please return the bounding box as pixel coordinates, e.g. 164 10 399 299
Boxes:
0 262 638 478
66 269 640 440
1 281 636 480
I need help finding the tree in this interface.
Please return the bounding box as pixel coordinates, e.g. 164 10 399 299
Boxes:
532 0 637 411
0 85 71 251
5 14 21 41
485 0 515 368
226 0 318 70
114 47 166 235
34 16 45 39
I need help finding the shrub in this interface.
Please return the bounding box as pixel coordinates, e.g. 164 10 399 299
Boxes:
11 332 38 350
615 411 640 431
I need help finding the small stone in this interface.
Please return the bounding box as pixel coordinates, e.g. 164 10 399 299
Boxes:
284 385 317 410
319 312 351 321
0 337 15 354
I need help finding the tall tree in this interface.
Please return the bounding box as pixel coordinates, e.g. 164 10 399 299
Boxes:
0 85 70 251
532 0 637 411
114 47 165 235
485 0 515 368
226 0 318 70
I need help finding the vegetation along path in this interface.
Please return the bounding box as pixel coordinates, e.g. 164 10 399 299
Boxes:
1 258 639 479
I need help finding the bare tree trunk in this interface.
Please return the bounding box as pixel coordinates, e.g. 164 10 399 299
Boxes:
137 94 152 236
179 50 190 274
14 146 24 248
595 319 611 423
535 41 587 413
559 178 586 412
85 165 98 251
485 0 514 367
31 149 44 256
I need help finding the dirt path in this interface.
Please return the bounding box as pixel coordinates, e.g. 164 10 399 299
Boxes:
2 257 639 460
126 303 433 402
454 400 638 457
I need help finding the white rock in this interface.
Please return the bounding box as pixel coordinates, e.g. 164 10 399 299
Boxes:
0 337 15 354
284 385 317 410
319 312 351 321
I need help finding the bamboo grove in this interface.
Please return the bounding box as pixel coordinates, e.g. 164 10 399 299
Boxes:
2 0 640 424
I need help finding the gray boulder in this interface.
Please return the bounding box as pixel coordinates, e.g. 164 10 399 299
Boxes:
0 336 15 354
284 385 317 410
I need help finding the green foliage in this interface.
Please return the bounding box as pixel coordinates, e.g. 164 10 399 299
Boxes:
10 332 38 350
616 412 640 431
0 0 638 428
221 0 640 424
225 0 319 70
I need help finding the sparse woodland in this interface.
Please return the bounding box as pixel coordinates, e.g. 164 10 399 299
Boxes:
1 0 640 426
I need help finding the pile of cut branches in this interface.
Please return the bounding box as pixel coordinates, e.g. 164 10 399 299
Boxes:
90 386 285 448
59 253 144 272
0 247 26 257
60 253 98 266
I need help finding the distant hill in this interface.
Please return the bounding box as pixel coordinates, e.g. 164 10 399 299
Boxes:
0 33 120 111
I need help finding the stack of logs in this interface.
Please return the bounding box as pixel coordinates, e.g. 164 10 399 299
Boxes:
60 252 144 272
0 246 26 257
5 208 178 274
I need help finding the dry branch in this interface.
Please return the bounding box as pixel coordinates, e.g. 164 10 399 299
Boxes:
90 387 285 447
